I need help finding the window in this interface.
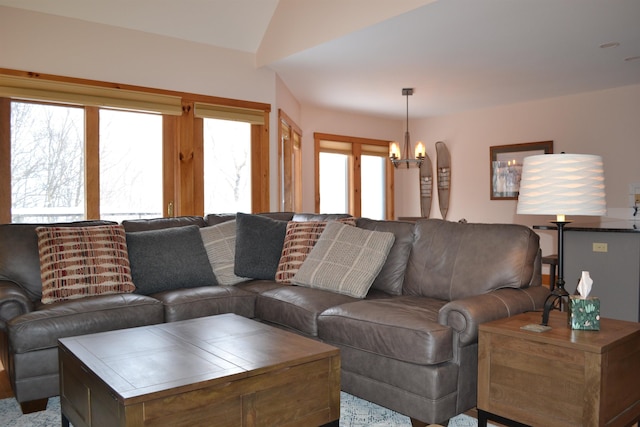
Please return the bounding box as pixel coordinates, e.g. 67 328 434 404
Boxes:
360 153 387 219
203 118 252 214
319 151 350 213
0 69 271 223
100 109 163 222
314 133 394 219
10 101 85 223
278 109 302 212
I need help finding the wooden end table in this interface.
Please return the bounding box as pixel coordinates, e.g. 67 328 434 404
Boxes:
478 311 640 427
59 314 340 427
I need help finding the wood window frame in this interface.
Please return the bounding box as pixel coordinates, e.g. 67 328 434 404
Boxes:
0 68 271 222
314 132 394 219
278 109 302 212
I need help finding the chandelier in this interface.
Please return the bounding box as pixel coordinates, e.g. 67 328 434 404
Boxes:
389 88 425 168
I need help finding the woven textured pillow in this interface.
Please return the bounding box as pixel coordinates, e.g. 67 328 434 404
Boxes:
275 218 356 284
292 222 395 298
200 220 249 285
126 225 217 295
36 225 135 304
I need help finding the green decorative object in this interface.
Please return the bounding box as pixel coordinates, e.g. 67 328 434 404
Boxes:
569 296 600 330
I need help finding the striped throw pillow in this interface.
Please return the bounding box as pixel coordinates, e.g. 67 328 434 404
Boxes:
36 225 135 304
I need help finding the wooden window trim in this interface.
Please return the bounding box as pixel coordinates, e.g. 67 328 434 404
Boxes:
0 68 271 221
314 132 394 219
278 109 302 212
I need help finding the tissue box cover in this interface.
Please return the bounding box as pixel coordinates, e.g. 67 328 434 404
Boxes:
569 296 600 331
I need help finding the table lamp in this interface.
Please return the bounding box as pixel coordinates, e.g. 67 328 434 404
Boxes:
516 153 606 325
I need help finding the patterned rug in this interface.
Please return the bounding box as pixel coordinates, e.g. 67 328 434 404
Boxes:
0 392 487 426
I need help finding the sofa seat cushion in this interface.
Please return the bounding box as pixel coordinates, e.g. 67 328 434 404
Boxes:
235 280 286 295
256 285 358 336
151 285 256 322
8 293 163 353
318 296 453 365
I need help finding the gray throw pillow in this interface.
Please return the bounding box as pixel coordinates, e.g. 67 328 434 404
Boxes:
234 212 287 280
126 225 217 295
292 222 395 298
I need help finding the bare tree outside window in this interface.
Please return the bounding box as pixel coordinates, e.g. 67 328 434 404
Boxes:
100 109 162 222
10 102 84 223
203 118 251 214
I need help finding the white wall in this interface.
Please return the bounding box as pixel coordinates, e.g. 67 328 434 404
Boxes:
0 6 282 209
4 5 639 246
398 84 640 255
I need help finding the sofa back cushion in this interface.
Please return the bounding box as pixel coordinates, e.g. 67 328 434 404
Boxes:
0 220 117 301
356 218 415 295
404 219 540 301
292 213 353 222
122 216 206 232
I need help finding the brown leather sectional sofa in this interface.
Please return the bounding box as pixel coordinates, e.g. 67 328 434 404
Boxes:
0 213 549 425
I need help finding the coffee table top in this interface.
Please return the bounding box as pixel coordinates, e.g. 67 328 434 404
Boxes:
58 314 339 404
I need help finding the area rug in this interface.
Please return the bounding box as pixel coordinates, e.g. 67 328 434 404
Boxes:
0 392 488 426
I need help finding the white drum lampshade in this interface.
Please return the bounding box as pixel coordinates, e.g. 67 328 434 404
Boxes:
517 154 607 219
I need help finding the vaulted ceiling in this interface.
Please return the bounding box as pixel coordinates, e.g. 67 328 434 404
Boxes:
1 0 639 119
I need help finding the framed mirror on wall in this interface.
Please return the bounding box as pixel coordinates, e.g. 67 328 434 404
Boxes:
490 140 553 200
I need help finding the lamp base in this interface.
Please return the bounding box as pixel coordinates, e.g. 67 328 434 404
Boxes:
541 286 570 326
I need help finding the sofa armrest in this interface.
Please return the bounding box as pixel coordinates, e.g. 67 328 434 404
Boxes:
438 286 550 346
0 280 33 331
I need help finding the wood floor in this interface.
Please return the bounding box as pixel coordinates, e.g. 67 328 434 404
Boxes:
0 361 13 399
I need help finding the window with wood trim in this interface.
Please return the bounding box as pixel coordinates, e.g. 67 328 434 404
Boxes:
314 132 394 219
0 69 270 223
278 109 302 212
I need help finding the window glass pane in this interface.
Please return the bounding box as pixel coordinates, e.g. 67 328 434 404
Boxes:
10 101 84 223
203 118 251 214
319 152 349 214
361 155 386 220
100 109 163 222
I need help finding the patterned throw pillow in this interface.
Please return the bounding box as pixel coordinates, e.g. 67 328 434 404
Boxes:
36 225 135 304
292 222 395 298
275 218 356 284
200 220 250 285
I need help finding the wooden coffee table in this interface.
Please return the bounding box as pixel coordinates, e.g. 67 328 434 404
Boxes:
58 314 340 427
